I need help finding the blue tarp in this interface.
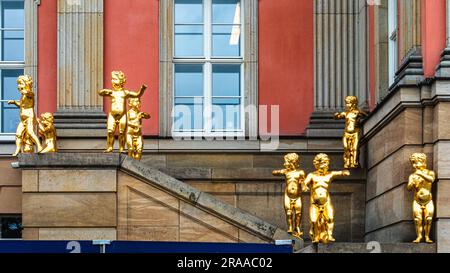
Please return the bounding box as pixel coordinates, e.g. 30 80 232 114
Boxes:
0 240 292 253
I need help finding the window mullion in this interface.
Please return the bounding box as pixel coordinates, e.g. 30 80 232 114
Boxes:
204 0 212 134
204 62 212 134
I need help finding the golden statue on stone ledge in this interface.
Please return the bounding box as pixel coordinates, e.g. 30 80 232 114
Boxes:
272 153 306 238
408 153 435 243
304 153 350 243
334 96 367 169
126 98 150 160
8 75 43 156
38 112 57 153
99 71 147 153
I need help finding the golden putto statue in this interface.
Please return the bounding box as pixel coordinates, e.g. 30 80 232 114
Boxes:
126 98 150 160
304 153 350 243
38 112 57 153
408 153 435 243
99 71 147 153
8 75 43 156
334 96 367 169
272 153 306 238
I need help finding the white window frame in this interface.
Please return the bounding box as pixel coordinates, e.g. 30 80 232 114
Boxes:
388 0 398 86
172 0 245 138
0 0 25 138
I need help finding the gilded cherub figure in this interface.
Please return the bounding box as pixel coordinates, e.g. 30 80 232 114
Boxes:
8 75 43 156
99 71 147 153
334 96 367 169
272 153 306 238
126 98 150 160
38 112 57 153
408 153 435 243
304 153 350 243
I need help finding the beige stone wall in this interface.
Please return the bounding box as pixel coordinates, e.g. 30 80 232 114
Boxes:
117 172 268 243
21 169 117 240
0 159 22 214
363 106 425 242
138 152 366 242
362 84 450 252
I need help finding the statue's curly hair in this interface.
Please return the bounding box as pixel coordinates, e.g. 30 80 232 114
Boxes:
17 75 33 87
313 153 330 167
410 153 427 164
284 153 300 168
111 71 126 84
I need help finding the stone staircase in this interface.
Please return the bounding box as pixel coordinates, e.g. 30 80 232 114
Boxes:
15 153 302 250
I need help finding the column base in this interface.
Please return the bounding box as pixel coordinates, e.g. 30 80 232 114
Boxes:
391 48 424 88
305 111 344 138
54 111 107 137
436 48 450 78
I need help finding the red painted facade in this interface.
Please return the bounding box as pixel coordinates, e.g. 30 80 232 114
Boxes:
104 0 159 136
35 0 448 137
258 0 314 136
37 0 57 115
421 0 446 77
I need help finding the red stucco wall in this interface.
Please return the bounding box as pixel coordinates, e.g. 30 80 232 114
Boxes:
258 0 314 136
37 0 57 115
104 0 159 136
421 0 446 77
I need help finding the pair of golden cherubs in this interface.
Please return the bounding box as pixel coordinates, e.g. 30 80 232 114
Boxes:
98 71 150 160
273 153 350 243
9 75 57 156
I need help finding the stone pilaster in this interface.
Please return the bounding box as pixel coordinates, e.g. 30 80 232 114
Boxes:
307 0 368 137
391 0 423 87
436 0 450 78
54 0 106 137
24 0 39 85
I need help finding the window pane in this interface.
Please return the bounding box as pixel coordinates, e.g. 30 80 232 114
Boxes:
212 102 240 130
175 0 203 24
174 64 204 131
2 106 19 132
2 30 24 61
175 25 204 57
2 69 22 100
212 25 240 57
1 69 22 133
174 99 203 130
0 216 22 238
175 64 203 97
212 0 240 24
212 64 240 96
2 0 24 28
212 65 241 130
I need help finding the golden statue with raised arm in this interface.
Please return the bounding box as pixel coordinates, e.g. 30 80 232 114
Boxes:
334 96 367 169
272 153 306 238
99 71 147 153
304 153 350 243
126 98 150 160
408 153 435 243
8 75 43 156
37 112 57 153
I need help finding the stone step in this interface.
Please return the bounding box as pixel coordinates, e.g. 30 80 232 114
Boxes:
297 242 436 253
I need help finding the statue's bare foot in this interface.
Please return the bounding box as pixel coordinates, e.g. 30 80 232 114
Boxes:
413 237 422 243
425 237 433 243
327 236 336 242
12 151 19 157
104 148 113 153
